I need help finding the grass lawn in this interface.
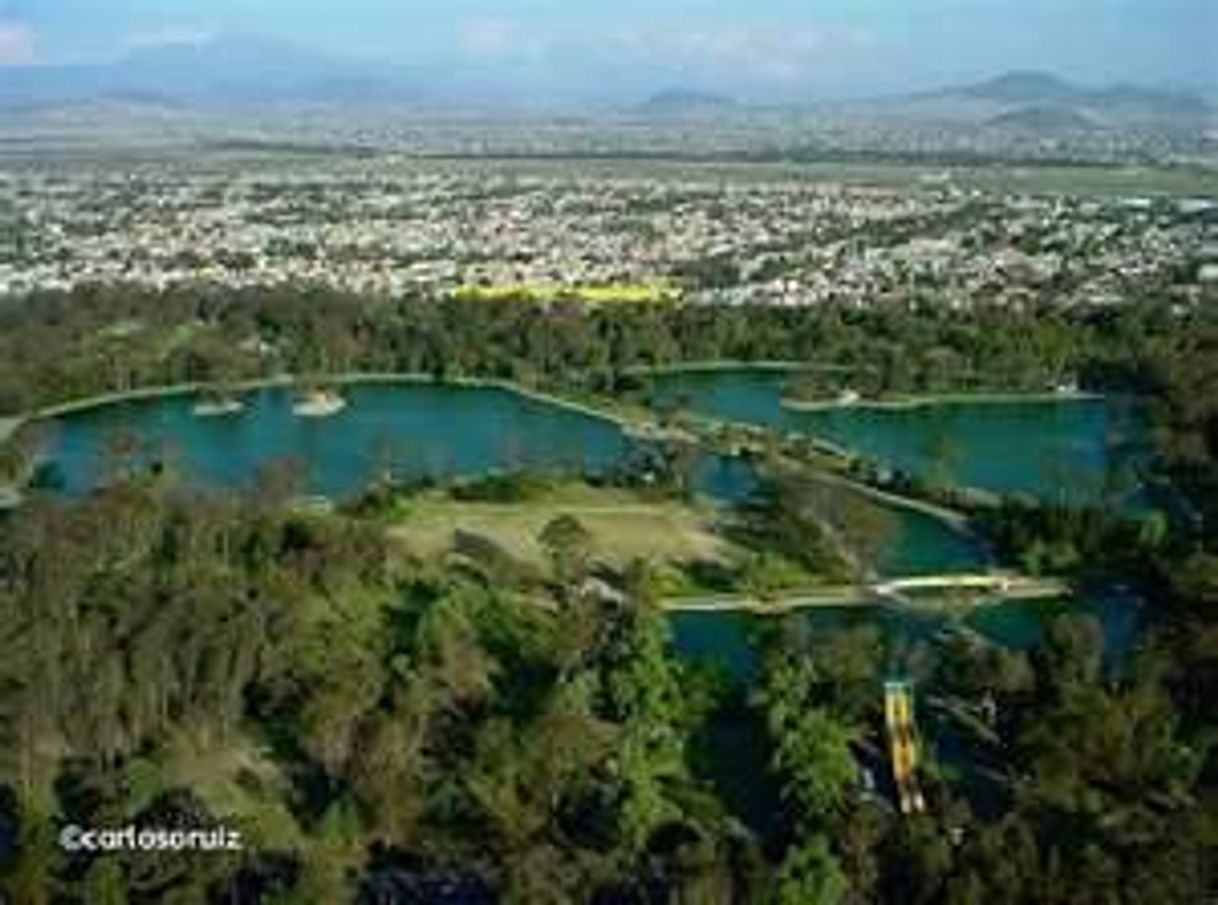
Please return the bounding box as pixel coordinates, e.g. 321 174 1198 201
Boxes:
388 483 737 568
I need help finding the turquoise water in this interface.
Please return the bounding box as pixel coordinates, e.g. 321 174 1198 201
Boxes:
646 368 1147 818
43 384 631 498
35 379 1142 682
868 496 986 576
671 592 1145 681
648 369 1145 503
39 381 986 577
670 606 947 681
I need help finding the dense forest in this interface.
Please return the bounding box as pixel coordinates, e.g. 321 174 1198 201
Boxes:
0 281 1189 415
0 285 1216 902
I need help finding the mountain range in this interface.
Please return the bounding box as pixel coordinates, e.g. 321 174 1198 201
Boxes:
0 35 422 111
0 36 1209 131
960 70 1207 117
886 70 1210 129
633 89 737 117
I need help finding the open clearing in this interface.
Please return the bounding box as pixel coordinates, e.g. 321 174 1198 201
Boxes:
412 156 1218 198
388 485 736 567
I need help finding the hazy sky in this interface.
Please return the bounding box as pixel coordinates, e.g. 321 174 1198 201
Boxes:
1 1 1214 98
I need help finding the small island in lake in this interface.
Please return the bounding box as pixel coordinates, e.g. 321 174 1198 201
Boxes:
191 386 246 417
779 372 1094 412
291 386 347 418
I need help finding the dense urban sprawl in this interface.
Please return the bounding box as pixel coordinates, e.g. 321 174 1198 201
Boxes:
3 163 1214 307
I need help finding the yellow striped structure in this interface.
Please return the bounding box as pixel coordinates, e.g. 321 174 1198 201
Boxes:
885 680 926 815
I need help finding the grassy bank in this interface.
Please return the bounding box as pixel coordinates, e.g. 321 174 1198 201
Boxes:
8 371 675 436
624 360 871 377
662 587 871 614
781 390 1104 413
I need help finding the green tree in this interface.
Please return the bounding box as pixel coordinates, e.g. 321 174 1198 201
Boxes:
539 514 593 587
83 857 129 905
776 834 848 905
602 561 689 856
761 655 858 829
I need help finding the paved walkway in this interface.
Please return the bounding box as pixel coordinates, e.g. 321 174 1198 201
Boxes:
664 587 870 613
873 573 1066 601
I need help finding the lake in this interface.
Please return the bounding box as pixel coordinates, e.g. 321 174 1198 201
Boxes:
639 368 1146 677
41 383 630 497
647 368 1146 503
38 380 987 577
33 377 1139 677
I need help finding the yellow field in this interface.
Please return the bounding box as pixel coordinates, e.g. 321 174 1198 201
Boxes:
452 283 680 304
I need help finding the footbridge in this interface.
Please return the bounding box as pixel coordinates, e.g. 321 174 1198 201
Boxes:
663 572 1068 615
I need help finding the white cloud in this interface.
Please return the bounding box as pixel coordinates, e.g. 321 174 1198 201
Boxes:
0 21 35 66
458 17 548 62
127 27 217 50
610 23 870 82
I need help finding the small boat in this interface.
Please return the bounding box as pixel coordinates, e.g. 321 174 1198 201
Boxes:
292 387 347 418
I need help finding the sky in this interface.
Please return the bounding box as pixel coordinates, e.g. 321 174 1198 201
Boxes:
1 1 1215 100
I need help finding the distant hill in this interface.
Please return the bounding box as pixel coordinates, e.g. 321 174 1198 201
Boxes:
864 70 1210 134
0 44 1208 136
0 34 421 110
635 89 736 116
987 104 1096 132
961 71 1079 104
1087 83 1209 117
937 70 1208 122
959 70 1076 104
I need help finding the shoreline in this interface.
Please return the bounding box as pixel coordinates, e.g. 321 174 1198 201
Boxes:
5 371 673 438
781 390 1105 413
4 367 1109 434
624 360 857 376
0 369 1077 549
4 370 980 536
626 360 802 375
0 373 681 509
664 588 872 614
802 466 976 532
